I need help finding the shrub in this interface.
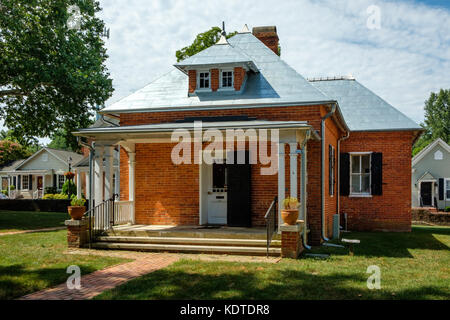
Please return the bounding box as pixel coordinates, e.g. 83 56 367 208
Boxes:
1 189 7 196
445 206 450 213
9 185 15 191
282 197 300 210
71 197 86 207
43 193 69 200
61 179 76 196
45 186 57 194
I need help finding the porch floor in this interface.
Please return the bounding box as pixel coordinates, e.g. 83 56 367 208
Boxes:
107 224 279 240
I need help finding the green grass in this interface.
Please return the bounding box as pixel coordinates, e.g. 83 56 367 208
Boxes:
95 225 450 300
0 210 68 233
0 230 127 299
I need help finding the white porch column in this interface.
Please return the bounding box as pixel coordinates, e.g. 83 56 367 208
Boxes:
114 168 120 195
104 146 114 200
76 169 82 199
128 152 136 224
85 171 90 200
300 144 308 220
94 145 104 205
278 142 285 227
289 143 298 199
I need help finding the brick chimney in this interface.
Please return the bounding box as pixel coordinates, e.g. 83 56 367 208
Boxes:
252 26 279 55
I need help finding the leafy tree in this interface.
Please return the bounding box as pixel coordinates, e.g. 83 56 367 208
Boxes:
47 126 91 152
176 27 238 62
0 129 40 154
413 89 450 156
0 0 113 151
0 140 32 166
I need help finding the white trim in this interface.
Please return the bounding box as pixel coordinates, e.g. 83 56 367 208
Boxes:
445 178 450 201
349 153 372 196
412 138 450 166
419 180 435 207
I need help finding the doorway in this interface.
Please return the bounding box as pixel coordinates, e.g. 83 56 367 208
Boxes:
37 176 43 190
207 161 227 224
420 181 433 206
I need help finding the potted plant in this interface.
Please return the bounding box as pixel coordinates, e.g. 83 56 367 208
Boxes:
68 197 86 220
281 197 300 225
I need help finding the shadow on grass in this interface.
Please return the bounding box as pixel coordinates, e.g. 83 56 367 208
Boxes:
0 210 67 232
309 225 450 258
95 265 448 300
0 263 98 300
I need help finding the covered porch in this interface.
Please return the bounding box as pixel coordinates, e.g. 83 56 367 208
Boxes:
73 119 319 244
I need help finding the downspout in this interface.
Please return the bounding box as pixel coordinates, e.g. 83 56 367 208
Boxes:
321 103 337 242
337 131 350 214
301 138 311 250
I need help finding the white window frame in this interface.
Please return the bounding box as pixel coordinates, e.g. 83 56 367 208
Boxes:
58 174 65 190
350 153 372 197
42 153 48 162
197 71 210 90
22 175 29 191
445 178 450 201
220 69 234 89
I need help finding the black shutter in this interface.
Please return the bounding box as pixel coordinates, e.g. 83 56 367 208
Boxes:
53 174 57 188
340 153 350 196
29 175 32 189
371 152 383 196
439 178 444 201
226 150 252 227
18 176 21 190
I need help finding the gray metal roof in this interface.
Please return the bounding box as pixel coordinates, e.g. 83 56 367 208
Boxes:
101 32 331 113
310 79 421 131
175 41 258 72
0 159 25 173
44 148 84 165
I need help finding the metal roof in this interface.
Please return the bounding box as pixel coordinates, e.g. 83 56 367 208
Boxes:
101 32 332 114
310 79 421 131
0 159 25 173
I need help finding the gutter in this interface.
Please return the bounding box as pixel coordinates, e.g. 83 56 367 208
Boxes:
337 131 350 215
321 103 337 242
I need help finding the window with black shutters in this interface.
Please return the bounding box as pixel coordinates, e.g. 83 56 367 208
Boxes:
329 145 335 196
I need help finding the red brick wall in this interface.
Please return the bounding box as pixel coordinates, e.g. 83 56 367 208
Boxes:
188 70 196 93
234 67 245 91
340 131 415 232
211 69 219 91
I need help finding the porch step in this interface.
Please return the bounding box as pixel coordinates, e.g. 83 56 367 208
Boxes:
91 242 281 256
96 236 281 247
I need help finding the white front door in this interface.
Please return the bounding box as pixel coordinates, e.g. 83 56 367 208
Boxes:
207 162 227 224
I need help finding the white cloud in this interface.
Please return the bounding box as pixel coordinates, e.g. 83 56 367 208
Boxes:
98 0 450 124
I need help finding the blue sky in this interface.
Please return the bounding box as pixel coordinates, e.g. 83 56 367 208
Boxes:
2 0 449 145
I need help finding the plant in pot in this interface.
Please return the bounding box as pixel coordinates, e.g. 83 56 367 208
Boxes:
68 197 86 220
281 197 300 225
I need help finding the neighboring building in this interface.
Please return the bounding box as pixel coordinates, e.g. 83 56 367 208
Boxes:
412 138 450 210
0 148 83 199
74 25 422 246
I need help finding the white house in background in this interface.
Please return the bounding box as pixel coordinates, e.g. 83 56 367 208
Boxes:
412 138 450 210
0 148 83 199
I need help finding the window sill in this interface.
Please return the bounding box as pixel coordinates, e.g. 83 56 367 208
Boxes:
195 88 212 93
349 194 372 198
217 87 235 92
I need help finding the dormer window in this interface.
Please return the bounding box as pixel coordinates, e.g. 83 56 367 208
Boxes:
198 72 210 89
221 70 233 88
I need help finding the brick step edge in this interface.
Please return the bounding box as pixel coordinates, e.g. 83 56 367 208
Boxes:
92 242 281 256
96 236 281 248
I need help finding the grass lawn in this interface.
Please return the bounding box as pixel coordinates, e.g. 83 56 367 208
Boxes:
0 210 68 233
96 225 450 300
0 230 127 299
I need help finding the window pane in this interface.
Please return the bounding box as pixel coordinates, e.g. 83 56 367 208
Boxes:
351 155 360 174
361 174 370 193
361 155 370 173
447 190 450 199
446 180 450 189
351 175 360 193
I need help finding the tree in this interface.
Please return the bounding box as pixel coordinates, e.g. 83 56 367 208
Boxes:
0 140 32 166
0 0 113 151
0 129 40 154
176 27 238 62
47 125 91 152
413 89 450 156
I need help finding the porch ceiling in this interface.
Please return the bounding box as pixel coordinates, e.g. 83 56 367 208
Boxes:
73 120 320 141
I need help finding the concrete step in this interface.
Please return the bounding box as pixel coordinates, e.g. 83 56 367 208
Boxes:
91 242 281 256
96 236 281 247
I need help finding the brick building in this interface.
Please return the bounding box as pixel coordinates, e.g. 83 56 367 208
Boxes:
75 25 422 246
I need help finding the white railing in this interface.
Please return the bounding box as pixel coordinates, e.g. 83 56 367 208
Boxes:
8 190 17 199
113 200 133 225
33 189 44 199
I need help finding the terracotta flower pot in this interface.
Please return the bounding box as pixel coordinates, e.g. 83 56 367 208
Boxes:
281 209 299 225
68 206 86 220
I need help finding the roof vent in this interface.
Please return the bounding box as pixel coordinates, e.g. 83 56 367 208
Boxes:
307 75 356 82
240 24 250 33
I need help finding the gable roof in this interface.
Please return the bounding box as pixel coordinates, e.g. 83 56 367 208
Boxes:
416 171 437 183
412 138 450 166
100 32 333 113
309 79 421 131
13 148 84 171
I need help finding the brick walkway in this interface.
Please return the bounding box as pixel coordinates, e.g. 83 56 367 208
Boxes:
19 254 179 300
0 226 65 236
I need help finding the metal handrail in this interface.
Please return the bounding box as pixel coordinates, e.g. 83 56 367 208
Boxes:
84 195 117 248
264 196 278 257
